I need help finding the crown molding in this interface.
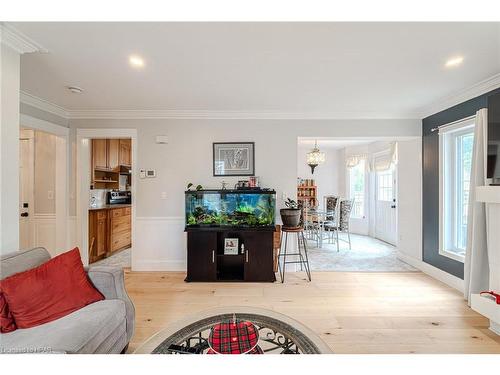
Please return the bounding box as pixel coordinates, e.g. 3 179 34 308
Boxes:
0 23 47 54
418 73 500 118
66 109 418 120
20 91 69 119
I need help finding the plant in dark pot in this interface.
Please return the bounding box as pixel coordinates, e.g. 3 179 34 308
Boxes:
280 198 301 228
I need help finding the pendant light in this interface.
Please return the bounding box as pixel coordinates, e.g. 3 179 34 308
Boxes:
306 140 325 174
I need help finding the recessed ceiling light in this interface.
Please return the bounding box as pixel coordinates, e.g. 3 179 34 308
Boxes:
67 86 84 94
129 55 145 68
445 56 464 68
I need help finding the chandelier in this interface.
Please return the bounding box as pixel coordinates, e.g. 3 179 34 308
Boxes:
306 140 325 174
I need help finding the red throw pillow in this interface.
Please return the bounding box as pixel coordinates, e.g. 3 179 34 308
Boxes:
0 287 17 333
0 248 104 329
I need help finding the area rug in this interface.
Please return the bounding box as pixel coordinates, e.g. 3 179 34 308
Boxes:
306 234 417 272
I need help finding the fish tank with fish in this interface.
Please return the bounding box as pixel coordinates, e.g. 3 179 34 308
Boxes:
185 189 276 229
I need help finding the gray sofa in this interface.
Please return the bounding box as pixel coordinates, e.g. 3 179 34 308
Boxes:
0 247 135 354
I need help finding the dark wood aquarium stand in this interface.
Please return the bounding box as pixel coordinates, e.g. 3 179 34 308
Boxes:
185 227 276 282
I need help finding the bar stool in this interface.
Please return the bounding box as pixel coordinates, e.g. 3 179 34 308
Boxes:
278 226 312 283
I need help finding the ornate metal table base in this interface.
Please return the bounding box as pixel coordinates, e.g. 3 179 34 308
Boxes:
135 308 332 354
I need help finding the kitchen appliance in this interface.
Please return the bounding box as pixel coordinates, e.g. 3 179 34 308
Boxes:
107 190 132 205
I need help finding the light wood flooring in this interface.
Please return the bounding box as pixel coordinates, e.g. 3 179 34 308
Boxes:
124 270 500 354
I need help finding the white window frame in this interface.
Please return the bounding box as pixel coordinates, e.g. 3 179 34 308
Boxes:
439 117 475 263
348 159 367 219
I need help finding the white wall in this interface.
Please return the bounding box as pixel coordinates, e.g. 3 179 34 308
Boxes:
396 138 422 261
297 144 341 209
0 44 20 254
69 118 421 270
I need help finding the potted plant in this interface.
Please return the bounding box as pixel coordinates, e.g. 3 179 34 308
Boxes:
280 198 301 228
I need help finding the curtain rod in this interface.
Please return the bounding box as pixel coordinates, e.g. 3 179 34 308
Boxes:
430 115 476 133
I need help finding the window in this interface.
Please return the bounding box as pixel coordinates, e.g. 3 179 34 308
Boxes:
440 118 475 262
349 159 365 218
377 168 394 202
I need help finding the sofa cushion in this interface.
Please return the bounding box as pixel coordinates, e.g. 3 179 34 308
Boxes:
0 248 104 329
0 288 16 333
0 299 126 354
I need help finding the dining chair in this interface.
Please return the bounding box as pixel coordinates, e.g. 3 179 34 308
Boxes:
323 195 340 225
324 199 354 251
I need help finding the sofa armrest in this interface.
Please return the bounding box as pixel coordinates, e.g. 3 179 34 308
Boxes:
85 266 135 343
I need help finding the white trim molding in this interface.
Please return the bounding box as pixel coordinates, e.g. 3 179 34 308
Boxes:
19 73 500 120
20 114 69 136
419 73 500 118
0 23 47 54
20 91 69 119
67 109 419 120
397 251 464 293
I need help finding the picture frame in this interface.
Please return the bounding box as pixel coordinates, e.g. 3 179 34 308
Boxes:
224 238 239 255
213 142 255 177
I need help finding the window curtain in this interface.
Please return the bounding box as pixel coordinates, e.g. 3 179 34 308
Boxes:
372 142 398 171
345 154 367 169
464 108 489 304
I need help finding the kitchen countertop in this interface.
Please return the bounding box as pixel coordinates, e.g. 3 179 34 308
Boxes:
89 204 132 211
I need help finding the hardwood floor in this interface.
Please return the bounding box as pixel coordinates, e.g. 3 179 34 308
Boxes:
124 270 500 354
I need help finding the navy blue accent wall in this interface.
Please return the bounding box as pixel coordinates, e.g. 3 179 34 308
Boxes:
422 87 500 279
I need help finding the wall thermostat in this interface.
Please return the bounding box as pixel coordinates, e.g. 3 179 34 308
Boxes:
139 169 156 179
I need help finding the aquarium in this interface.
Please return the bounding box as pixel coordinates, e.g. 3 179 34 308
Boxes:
185 189 276 228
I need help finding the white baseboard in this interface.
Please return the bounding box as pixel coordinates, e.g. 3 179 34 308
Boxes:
490 321 500 336
397 251 464 293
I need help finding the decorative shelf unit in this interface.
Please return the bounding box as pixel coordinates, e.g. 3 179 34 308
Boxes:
297 184 317 208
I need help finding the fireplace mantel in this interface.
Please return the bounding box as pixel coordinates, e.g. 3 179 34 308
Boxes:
472 185 500 335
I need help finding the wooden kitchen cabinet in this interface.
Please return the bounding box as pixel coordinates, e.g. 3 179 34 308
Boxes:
107 139 120 170
89 209 109 263
110 207 131 252
91 138 131 189
119 139 131 166
92 139 108 170
89 206 131 264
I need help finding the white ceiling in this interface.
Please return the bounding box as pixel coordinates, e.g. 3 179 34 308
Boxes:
11 22 500 117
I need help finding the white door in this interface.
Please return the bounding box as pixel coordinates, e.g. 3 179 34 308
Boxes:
19 132 34 249
375 164 397 245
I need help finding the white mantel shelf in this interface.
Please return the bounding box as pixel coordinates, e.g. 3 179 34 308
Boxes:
474 185 500 335
476 186 500 203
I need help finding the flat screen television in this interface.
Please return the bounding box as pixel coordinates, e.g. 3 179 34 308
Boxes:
487 92 500 185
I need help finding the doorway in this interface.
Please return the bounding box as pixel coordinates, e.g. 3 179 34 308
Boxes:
296 137 415 272
76 129 137 268
374 158 398 246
